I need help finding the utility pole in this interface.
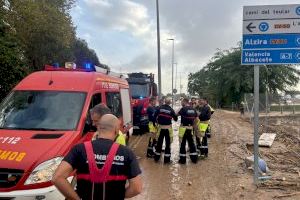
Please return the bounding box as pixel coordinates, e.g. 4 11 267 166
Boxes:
156 0 162 97
174 62 177 91
180 72 182 94
168 38 175 107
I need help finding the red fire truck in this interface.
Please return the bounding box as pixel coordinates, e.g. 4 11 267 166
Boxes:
0 63 133 199
127 73 158 134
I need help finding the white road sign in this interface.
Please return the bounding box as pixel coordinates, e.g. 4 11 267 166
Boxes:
243 4 300 20
243 18 300 34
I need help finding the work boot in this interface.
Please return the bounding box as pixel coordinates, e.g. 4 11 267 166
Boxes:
147 151 154 158
154 155 160 162
146 138 154 158
164 157 171 164
179 158 186 164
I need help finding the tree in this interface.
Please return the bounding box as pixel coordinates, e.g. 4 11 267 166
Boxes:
0 18 28 99
188 46 300 107
0 0 104 100
72 38 101 67
6 0 76 71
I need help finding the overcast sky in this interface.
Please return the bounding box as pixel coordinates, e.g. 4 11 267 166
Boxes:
71 0 300 94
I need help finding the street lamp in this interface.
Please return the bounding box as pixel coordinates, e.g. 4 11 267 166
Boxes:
167 38 175 107
156 0 162 97
174 62 177 91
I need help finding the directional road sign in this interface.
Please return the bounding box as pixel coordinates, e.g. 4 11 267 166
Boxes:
242 4 300 65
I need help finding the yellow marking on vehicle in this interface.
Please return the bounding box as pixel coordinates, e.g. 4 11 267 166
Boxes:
0 149 26 162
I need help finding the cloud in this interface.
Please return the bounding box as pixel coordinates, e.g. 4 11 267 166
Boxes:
72 0 300 93
82 0 150 35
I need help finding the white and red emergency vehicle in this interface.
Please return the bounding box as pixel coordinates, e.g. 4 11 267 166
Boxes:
0 63 133 199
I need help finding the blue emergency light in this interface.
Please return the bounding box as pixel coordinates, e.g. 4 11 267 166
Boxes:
84 63 92 70
52 63 60 68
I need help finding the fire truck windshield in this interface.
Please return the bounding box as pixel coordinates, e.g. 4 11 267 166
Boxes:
0 91 86 131
129 84 150 99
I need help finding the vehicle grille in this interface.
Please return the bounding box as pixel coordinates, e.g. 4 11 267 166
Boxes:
0 168 23 188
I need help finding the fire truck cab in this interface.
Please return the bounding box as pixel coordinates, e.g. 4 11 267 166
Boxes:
0 63 133 199
127 73 157 134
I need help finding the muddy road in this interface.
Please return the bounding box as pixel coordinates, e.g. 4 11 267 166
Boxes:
129 110 300 200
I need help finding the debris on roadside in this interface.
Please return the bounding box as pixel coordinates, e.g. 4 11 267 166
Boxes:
258 133 276 147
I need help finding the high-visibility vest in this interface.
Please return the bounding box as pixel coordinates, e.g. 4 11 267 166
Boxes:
115 131 126 146
157 125 173 143
148 122 157 133
179 126 193 138
93 131 126 146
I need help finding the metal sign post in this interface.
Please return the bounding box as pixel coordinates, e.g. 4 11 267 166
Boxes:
253 65 260 183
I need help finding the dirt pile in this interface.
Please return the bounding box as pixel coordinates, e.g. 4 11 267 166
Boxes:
258 115 300 193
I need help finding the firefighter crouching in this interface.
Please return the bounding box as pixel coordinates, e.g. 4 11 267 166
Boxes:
154 98 178 163
177 98 198 164
194 98 211 157
146 97 158 157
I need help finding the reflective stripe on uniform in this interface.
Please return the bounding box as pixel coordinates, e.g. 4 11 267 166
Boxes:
200 146 208 148
154 152 161 156
189 152 198 156
179 153 187 157
158 113 173 119
164 154 171 157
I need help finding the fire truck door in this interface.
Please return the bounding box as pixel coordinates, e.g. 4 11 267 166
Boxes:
120 88 132 126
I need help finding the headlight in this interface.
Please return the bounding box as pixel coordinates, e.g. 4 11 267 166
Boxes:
25 157 63 185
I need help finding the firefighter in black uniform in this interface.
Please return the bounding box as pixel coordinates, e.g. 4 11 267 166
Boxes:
146 97 157 157
177 98 198 164
196 97 211 157
153 98 177 163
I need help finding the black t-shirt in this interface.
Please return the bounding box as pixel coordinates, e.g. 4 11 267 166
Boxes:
178 106 198 126
199 104 211 121
154 104 178 125
146 105 156 123
63 138 142 200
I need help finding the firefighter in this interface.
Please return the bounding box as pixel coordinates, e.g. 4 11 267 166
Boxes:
195 97 211 157
153 98 178 163
91 103 126 146
177 98 198 164
191 97 197 108
53 114 142 199
146 97 158 157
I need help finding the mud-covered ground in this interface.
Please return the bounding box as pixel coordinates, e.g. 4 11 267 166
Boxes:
129 110 300 200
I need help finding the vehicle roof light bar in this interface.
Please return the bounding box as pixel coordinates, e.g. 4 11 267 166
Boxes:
44 64 127 79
